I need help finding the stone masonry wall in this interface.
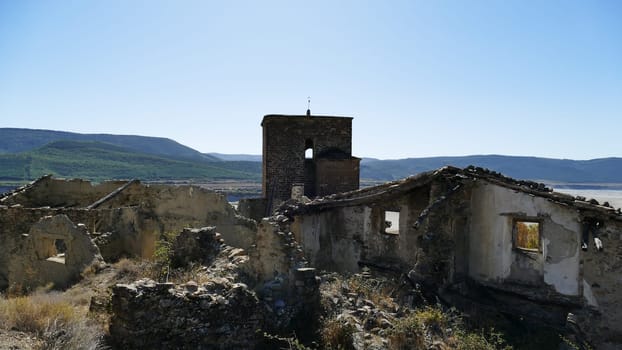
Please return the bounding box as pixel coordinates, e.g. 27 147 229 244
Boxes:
262 115 357 206
110 278 263 350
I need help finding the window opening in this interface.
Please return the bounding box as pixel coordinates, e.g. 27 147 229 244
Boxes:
384 211 400 235
514 220 540 251
305 139 314 159
39 238 67 264
55 239 67 254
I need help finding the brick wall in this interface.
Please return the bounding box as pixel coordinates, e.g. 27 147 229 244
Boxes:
261 115 359 207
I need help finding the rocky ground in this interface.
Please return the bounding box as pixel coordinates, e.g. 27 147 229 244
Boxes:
0 329 43 350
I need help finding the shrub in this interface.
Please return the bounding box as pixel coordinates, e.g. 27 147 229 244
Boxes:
388 312 425 349
113 257 147 281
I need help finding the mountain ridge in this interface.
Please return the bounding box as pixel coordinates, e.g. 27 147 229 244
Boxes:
0 128 219 161
1 128 621 184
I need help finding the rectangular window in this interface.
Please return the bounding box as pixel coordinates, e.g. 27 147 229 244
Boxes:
514 220 540 251
384 211 400 235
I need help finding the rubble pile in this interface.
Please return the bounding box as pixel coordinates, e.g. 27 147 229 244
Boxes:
109 221 322 349
109 225 262 349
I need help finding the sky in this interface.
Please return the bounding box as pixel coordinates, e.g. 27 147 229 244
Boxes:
0 1 620 160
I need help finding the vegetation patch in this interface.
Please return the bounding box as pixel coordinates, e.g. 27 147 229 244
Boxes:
0 292 105 350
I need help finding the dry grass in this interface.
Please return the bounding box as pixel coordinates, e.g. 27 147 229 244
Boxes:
166 263 213 284
388 306 512 350
321 273 398 314
320 318 356 350
112 257 212 284
112 257 152 282
0 292 105 350
348 276 396 308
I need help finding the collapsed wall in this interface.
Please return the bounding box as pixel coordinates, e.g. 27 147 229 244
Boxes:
110 223 320 349
8 214 103 290
0 177 257 291
110 226 262 349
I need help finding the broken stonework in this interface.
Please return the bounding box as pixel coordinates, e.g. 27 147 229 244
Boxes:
108 220 320 348
110 278 262 349
244 216 320 338
169 226 223 268
8 214 103 290
0 177 257 290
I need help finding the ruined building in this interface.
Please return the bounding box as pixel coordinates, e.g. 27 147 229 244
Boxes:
261 113 360 212
277 166 622 349
0 176 256 290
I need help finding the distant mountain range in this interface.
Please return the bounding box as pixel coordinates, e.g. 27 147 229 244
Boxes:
0 128 621 185
0 128 259 183
360 155 622 183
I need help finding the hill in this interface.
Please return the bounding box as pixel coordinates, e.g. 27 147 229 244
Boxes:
360 155 622 183
0 140 260 183
0 128 219 162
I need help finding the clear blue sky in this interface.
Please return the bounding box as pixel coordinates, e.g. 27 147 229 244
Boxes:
1 1 620 159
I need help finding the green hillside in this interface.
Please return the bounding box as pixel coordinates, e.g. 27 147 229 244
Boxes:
0 128 219 161
0 140 260 183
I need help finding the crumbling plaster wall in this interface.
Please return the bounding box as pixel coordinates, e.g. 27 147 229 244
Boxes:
468 181 581 296
289 183 467 279
292 206 366 272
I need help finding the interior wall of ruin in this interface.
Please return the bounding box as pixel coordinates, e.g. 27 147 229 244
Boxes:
292 207 366 272
146 185 257 250
291 185 448 274
80 183 257 256
1 177 127 208
468 182 581 296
